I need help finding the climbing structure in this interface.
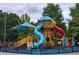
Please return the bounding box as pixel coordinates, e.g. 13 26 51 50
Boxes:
10 14 65 48
38 14 65 47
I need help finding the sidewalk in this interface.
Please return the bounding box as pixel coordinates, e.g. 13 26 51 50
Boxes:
0 52 79 55
0 52 18 55
64 52 79 55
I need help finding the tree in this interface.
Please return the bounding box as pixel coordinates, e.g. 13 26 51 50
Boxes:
7 13 31 42
43 3 66 30
6 12 20 42
0 10 31 42
0 10 5 41
0 11 20 42
70 3 79 35
20 13 30 23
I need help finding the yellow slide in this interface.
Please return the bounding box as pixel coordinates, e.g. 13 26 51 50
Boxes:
15 37 28 47
15 36 33 48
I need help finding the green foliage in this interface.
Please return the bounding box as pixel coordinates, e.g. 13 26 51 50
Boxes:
6 12 20 42
21 13 30 23
0 10 5 41
43 3 66 31
0 10 30 42
70 3 79 35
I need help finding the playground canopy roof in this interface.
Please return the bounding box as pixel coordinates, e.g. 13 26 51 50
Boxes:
10 22 35 30
39 14 53 21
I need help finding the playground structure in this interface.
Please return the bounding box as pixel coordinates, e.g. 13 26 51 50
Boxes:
10 14 65 49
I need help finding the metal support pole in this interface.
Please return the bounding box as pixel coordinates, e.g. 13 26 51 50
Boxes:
3 13 6 46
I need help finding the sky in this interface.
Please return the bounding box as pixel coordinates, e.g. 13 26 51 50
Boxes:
0 3 75 23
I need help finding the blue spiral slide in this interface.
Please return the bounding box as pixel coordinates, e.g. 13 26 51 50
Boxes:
33 27 45 48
